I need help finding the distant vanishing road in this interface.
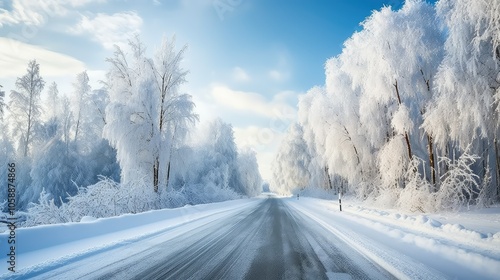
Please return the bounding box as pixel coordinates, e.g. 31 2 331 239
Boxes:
22 198 394 280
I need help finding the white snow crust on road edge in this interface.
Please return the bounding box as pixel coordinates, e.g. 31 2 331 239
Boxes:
286 199 445 280
0 198 261 277
346 203 500 243
286 197 500 279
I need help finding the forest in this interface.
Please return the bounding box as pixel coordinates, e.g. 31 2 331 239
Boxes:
271 0 500 212
0 36 262 226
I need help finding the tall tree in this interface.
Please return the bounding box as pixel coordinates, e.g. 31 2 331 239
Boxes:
9 59 45 157
423 0 500 199
271 123 313 194
237 148 263 196
190 119 241 194
72 71 91 148
44 82 60 121
104 36 198 192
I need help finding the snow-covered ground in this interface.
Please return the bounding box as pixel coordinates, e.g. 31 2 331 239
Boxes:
1 194 499 279
289 196 500 279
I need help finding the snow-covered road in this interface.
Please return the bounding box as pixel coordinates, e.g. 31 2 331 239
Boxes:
1 196 499 279
3 198 391 279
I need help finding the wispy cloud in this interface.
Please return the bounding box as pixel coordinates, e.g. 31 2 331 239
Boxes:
232 67 250 82
0 37 86 78
69 11 143 50
210 84 296 119
268 69 289 82
0 0 107 27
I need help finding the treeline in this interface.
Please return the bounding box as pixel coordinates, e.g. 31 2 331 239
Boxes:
0 36 262 225
271 0 500 212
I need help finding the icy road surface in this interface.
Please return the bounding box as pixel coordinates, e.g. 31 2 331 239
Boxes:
2 196 499 279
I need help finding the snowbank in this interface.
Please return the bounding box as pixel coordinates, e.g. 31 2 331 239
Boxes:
0 198 260 275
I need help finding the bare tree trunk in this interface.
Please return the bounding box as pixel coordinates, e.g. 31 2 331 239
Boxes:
404 132 413 160
419 69 436 188
342 125 361 166
428 134 436 188
153 157 159 193
325 166 333 190
393 80 413 160
24 94 35 157
166 161 171 189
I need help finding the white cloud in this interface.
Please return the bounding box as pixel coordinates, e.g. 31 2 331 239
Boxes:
69 11 143 50
0 37 86 78
232 67 250 82
234 125 273 148
210 84 297 119
269 69 289 82
0 0 106 27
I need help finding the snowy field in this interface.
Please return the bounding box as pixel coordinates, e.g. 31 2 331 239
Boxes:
1 195 499 279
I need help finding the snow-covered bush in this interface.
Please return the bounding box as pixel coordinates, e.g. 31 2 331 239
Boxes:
24 190 71 226
23 161 250 227
398 157 435 213
435 152 480 211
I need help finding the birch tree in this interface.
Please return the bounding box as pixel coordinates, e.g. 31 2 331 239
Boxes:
72 71 91 148
9 59 45 157
104 36 198 192
422 0 500 203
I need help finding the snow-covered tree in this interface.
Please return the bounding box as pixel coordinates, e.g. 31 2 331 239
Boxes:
60 96 73 152
9 59 45 157
237 148 262 196
104 36 198 192
30 138 89 205
77 87 109 154
423 0 500 199
175 119 262 201
196 119 241 192
339 0 444 189
89 88 108 130
30 86 117 207
271 123 313 195
43 82 60 121
71 71 91 149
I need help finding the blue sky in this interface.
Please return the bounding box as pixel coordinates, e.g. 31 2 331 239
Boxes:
0 0 414 180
